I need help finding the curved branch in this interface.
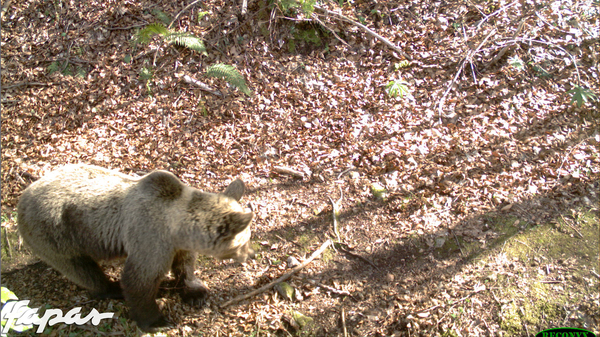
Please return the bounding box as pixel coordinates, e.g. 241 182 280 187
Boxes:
314 5 411 60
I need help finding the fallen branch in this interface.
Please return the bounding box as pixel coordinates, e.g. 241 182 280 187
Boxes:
183 75 223 97
314 5 411 60
341 307 348 337
437 28 496 120
559 214 584 239
220 239 333 308
169 0 202 30
486 15 527 69
307 279 351 297
273 166 305 179
327 185 343 242
327 185 379 269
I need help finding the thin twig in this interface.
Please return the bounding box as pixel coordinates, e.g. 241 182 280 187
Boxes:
168 0 202 30
273 166 305 179
220 239 333 308
486 15 527 69
341 307 348 337
241 0 248 16
314 5 411 60
306 279 352 297
475 0 518 32
437 28 496 120
107 23 147 30
312 13 349 46
328 185 343 242
183 74 223 96
336 245 379 270
336 167 356 180
1 82 51 90
559 214 584 238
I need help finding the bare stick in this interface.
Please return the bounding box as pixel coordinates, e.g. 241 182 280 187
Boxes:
560 214 584 239
486 15 526 68
183 75 223 96
437 28 496 119
273 166 305 179
241 0 248 16
169 0 202 29
341 307 348 337
220 239 333 308
312 13 349 47
314 5 411 60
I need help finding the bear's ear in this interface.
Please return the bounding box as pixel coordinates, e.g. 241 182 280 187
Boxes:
223 179 245 201
139 171 183 200
227 211 254 234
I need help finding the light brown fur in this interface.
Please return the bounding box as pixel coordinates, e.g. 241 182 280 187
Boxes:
17 164 254 331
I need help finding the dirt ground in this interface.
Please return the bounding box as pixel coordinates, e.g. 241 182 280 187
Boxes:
1 0 599 335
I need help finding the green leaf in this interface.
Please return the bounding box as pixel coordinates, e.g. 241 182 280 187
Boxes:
300 0 316 16
508 56 524 71
206 63 252 96
136 23 170 45
386 80 409 98
394 60 410 70
166 32 207 55
140 67 153 81
197 11 209 22
1 287 35 332
152 9 172 26
1 287 18 303
568 86 598 107
47 61 60 75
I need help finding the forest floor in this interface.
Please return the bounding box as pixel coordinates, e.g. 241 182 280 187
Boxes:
1 0 599 336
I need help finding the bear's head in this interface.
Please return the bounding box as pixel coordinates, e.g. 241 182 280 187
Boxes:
184 179 254 262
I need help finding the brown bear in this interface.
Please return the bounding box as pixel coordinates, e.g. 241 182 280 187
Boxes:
17 164 254 331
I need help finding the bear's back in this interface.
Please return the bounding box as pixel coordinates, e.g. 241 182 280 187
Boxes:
17 164 142 260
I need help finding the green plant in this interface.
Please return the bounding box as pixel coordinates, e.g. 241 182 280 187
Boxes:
139 67 154 94
508 56 525 71
47 61 86 78
568 86 598 107
197 11 209 22
135 23 207 55
152 8 171 26
47 61 61 74
276 0 315 16
386 80 409 98
206 63 252 96
295 27 321 45
1 287 34 333
393 60 411 70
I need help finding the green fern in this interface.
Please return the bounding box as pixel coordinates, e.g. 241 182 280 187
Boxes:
206 64 252 96
166 32 207 54
136 23 170 45
135 23 206 55
152 9 172 26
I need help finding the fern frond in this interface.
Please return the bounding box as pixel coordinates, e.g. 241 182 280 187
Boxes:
206 64 252 96
166 32 207 55
152 9 172 26
136 23 170 44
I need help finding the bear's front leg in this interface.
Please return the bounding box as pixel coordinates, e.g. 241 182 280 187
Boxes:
172 250 208 306
121 258 171 332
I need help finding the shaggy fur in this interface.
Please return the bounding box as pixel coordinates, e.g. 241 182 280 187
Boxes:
17 164 254 331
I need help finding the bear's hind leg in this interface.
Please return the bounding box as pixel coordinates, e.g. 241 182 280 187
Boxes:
172 250 208 306
48 255 123 299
